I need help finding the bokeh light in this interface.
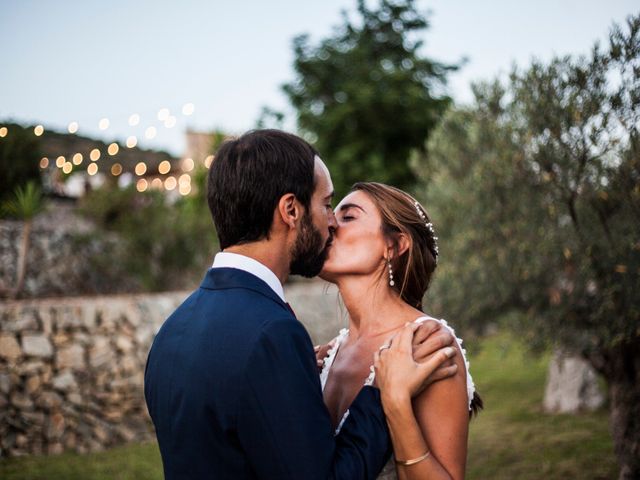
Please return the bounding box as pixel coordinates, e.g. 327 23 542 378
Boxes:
90 148 101 161
87 163 98 176
158 160 171 174
108 143 119 156
135 162 147 176
34 125 44 136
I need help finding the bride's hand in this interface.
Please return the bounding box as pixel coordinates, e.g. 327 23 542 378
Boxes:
374 323 457 406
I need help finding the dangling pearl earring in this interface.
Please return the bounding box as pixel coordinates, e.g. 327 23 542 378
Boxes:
387 258 395 287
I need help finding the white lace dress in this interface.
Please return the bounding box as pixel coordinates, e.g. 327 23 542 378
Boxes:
319 316 476 480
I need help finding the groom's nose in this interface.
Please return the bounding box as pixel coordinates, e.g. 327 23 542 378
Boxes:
328 210 338 230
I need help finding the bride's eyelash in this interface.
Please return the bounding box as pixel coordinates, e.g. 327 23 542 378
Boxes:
342 215 354 221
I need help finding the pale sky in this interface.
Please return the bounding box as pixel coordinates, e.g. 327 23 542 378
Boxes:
1 0 637 156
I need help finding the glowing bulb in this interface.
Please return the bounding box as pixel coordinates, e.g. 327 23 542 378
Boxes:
158 160 171 175
34 125 44 136
204 155 214 168
128 114 140 126
90 148 101 161
87 163 98 176
136 179 148 192
40 157 49 169
126 136 138 148
56 156 66 168
179 183 192 196
151 178 163 189
111 163 123 176
164 115 177 128
145 126 157 139
179 173 191 185
62 162 73 174
135 162 147 176
164 176 177 191
108 143 119 156
182 157 194 171
182 103 195 116
71 153 83 165
68 122 79 134
157 108 170 121
0 127 7 137
99 118 110 130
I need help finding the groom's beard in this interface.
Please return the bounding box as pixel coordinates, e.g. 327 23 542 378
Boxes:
290 212 332 278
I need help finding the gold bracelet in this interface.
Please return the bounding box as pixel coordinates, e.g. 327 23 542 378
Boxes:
395 451 431 466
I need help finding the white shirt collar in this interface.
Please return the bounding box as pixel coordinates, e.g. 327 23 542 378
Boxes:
211 252 285 302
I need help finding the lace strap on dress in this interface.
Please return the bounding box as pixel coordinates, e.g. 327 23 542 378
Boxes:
319 328 349 390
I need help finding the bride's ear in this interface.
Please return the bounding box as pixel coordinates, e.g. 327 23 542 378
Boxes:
277 193 301 229
395 233 411 258
386 233 410 259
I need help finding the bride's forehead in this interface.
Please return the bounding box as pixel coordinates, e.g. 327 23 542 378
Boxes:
336 190 374 211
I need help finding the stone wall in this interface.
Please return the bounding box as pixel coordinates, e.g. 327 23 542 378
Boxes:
0 292 188 457
0 279 343 458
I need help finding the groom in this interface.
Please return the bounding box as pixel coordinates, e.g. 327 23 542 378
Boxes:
145 129 454 479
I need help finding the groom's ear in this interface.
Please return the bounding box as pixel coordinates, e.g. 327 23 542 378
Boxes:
277 193 301 229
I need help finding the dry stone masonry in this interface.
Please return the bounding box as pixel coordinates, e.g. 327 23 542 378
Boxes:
0 292 188 457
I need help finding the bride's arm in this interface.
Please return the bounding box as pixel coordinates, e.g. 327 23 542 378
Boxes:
375 325 469 480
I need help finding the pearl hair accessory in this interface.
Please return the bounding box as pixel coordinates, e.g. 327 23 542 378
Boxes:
413 201 439 263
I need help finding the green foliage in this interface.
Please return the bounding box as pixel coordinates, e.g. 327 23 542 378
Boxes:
283 0 457 199
1 182 44 220
0 123 42 204
422 15 640 361
78 182 217 291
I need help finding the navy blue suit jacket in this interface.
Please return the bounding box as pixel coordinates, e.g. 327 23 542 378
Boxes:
145 267 391 479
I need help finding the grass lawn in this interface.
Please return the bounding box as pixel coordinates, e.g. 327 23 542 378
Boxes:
0 333 617 479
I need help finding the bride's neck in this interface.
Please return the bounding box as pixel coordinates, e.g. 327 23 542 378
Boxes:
337 275 412 339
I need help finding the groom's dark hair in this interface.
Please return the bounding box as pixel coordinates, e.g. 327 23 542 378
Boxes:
207 129 318 249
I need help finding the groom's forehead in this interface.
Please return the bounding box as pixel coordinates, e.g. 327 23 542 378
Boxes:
313 155 334 196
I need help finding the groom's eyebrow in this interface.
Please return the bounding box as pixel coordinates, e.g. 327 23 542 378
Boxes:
338 203 365 213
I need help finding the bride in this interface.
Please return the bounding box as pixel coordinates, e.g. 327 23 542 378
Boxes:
318 182 482 480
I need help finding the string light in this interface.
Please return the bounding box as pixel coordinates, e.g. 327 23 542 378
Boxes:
136 179 148 192
179 173 191 185
164 115 177 128
68 122 79 134
158 160 171 174
182 103 195 115
157 108 170 121
40 157 49 169
164 176 177 191
90 148 101 161
182 157 194 171
72 153 83 165
145 126 157 139
107 143 119 156
126 136 138 148
111 163 123 176
0 127 7 137
151 178 163 190
62 162 73 174
179 183 192 196
128 114 140 126
34 125 44 136
87 163 98 176
98 118 110 130
204 155 214 168
56 156 66 168
135 162 147 176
